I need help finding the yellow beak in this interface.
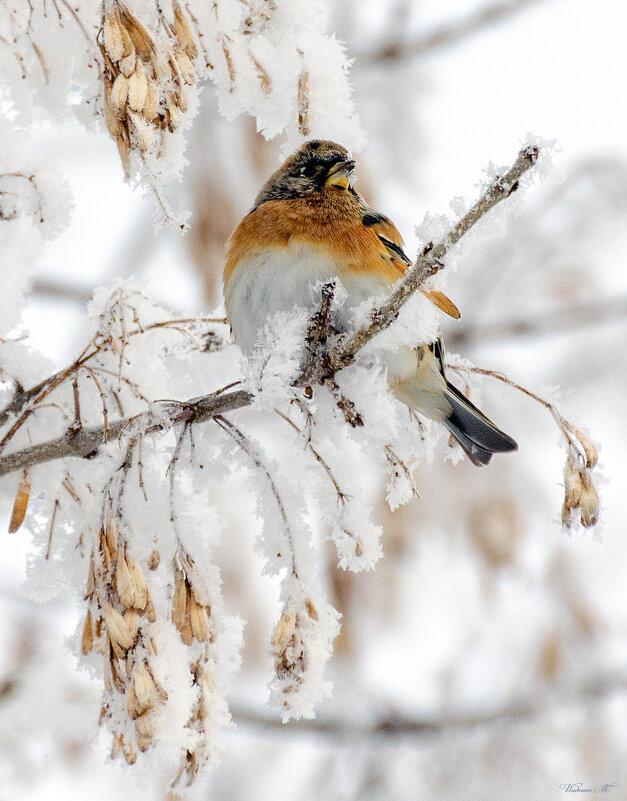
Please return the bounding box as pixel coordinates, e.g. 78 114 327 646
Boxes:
325 160 355 189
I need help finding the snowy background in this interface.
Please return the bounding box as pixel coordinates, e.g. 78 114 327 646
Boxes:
1 0 626 799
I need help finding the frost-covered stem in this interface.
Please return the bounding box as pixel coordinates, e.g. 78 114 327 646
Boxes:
0 388 253 479
328 145 539 371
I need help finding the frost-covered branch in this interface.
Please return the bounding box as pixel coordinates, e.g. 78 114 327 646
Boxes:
0 146 540 479
327 145 539 371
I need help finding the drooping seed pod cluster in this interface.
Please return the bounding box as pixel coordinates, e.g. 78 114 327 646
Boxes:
561 437 600 529
170 555 221 787
82 515 164 761
99 1 199 176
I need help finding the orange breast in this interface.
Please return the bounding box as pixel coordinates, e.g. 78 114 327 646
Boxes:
224 191 407 289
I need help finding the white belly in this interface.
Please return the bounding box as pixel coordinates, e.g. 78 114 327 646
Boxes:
224 242 391 357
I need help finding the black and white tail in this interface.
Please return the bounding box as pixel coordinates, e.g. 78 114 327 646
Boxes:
442 381 518 466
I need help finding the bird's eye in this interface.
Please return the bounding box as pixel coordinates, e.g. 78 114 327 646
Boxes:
301 163 317 178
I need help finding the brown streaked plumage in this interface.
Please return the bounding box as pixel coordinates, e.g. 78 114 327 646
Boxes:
223 139 517 466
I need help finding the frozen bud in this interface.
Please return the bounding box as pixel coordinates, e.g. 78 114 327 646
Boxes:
579 476 599 528
110 74 129 111
119 50 137 79
148 549 160 570
81 609 94 655
85 554 96 599
135 711 153 752
271 612 297 648
8 477 30 533
115 550 136 609
128 59 148 112
103 603 134 652
103 10 125 62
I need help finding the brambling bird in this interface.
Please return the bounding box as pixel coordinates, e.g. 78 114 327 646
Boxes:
223 140 517 466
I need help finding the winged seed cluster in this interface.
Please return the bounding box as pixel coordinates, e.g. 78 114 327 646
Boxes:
100 1 198 176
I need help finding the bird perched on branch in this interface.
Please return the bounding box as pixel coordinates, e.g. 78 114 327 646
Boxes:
223 139 517 465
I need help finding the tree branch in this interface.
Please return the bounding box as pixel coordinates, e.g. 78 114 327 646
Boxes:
0 146 539 480
358 0 546 66
230 671 627 741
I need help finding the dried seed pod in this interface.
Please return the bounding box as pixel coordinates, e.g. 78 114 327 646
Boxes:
271 612 297 648
165 93 180 131
84 554 96 599
173 2 198 60
177 85 188 114
172 573 188 630
108 647 127 693
144 587 157 623
123 608 141 640
116 129 131 176
119 50 137 78
105 514 118 561
110 74 129 111
579 479 599 528
563 456 583 509
574 429 598 469
142 80 158 120
118 5 154 61
151 49 171 82
189 595 208 643
180 592 193 645
103 80 121 137
103 603 134 652
9 477 30 533
133 663 160 709
126 554 147 611
103 9 125 62
135 711 153 751
174 47 196 85
115 550 136 609
127 678 144 719
81 609 94 655
128 59 148 112
100 527 112 572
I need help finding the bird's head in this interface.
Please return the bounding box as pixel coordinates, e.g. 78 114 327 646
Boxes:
252 140 356 208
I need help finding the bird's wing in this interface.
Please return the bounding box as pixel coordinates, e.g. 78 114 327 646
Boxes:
361 208 461 320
